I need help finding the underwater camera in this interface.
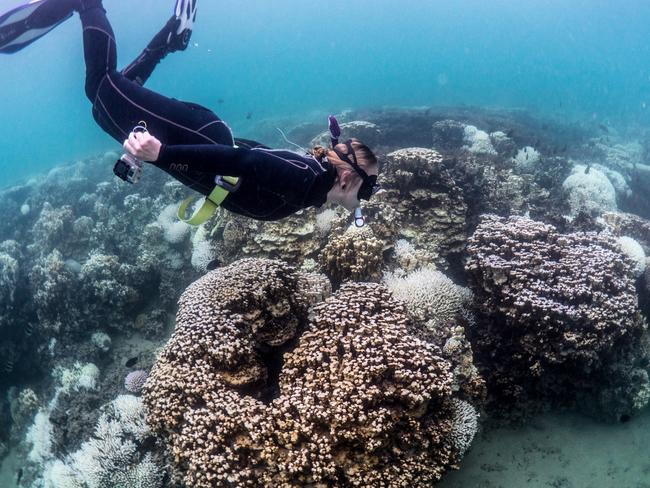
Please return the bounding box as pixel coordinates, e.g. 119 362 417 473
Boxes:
113 124 148 184
113 152 143 184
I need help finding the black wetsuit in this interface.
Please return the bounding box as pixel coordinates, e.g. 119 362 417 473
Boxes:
79 2 336 220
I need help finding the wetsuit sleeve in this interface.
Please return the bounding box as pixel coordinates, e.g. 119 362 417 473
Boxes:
154 143 256 177
155 144 321 209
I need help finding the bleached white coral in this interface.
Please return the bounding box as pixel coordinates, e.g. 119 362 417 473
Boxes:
45 460 83 488
112 394 149 440
156 204 190 244
594 164 631 198
45 395 164 488
91 332 111 353
383 266 474 327
56 362 100 392
26 409 54 463
315 209 339 236
449 398 479 457
190 225 216 272
617 236 646 277
393 239 430 271
463 125 497 155
562 164 617 217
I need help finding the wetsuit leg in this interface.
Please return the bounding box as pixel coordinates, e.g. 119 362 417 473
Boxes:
120 16 177 86
77 2 234 194
78 0 116 101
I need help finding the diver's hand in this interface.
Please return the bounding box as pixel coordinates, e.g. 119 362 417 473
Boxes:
123 131 162 162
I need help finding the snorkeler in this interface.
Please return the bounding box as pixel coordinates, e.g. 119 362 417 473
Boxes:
0 0 379 222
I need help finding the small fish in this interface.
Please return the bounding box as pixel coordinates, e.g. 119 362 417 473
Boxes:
217 98 224 104
584 164 591 174
125 356 138 367
598 124 609 134
206 259 221 271
16 468 23 484
246 111 253 120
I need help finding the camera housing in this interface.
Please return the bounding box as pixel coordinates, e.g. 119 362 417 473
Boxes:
113 152 143 184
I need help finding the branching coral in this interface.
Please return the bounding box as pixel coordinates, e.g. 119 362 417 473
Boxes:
44 395 165 488
448 399 479 457
383 266 474 327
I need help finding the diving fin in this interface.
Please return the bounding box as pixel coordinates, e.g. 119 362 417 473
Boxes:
167 0 197 52
0 0 73 54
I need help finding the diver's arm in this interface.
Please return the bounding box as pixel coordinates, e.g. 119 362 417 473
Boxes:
123 131 253 176
154 143 256 176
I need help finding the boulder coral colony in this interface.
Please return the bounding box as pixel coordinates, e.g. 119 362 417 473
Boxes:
1 107 650 486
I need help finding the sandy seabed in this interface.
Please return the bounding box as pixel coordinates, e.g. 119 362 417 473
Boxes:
2 410 649 488
439 410 650 488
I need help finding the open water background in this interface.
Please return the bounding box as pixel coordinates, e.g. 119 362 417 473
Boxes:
0 0 649 186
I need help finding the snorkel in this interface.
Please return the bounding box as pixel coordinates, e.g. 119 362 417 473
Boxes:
328 115 379 227
328 115 341 147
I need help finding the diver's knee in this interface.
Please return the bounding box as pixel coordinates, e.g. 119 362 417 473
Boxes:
78 0 105 12
84 80 100 102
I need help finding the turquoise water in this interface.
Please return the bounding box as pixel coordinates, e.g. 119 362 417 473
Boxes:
1 0 650 185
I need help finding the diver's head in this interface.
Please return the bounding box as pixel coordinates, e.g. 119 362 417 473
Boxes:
324 138 379 211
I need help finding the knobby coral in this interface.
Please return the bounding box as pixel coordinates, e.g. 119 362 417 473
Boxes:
466 215 650 419
318 225 384 288
144 260 468 487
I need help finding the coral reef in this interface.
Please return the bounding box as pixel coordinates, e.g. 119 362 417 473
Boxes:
214 210 323 266
489 131 518 158
602 211 650 251
383 266 474 327
318 225 384 287
0 156 200 395
466 215 650 420
383 266 485 402
9 388 39 434
379 147 468 265
562 164 617 217
43 395 166 488
144 260 470 487
4 106 650 486
463 125 497 155
124 370 149 394
432 119 466 151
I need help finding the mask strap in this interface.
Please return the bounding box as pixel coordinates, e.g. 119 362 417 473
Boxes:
333 140 369 182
